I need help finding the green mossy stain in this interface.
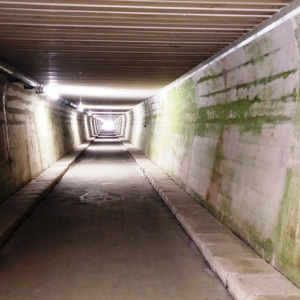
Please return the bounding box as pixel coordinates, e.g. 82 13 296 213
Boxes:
274 166 300 286
192 187 274 261
118 25 300 290
144 77 198 171
210 130 224 183
237 70 297 90
243 53 269 67
144 101 152 126
276 20 300 275
270 25 300 286
190 189 226 226
167 78 198 140
281 89 298 102
197 71 225 84
245 224 274 261
205 128 225 207
245 37 270 59
201 69 297 98
196 96 290 136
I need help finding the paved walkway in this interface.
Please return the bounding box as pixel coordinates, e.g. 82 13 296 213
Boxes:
0 131 232 300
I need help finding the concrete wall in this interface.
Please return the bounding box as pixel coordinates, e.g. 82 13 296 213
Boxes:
0 73 100 204
116 15 300 286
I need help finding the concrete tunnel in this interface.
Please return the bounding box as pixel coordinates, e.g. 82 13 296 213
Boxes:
1 0 300 299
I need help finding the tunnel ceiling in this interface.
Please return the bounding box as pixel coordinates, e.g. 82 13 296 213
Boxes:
0 0 294 120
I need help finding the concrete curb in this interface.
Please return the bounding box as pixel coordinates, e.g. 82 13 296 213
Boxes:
0 136 96 249
120 138 300 300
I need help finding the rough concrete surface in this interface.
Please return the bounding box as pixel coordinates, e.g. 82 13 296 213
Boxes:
121 138 300 300
115 15 300 286
0 137 95 249
0 73 100 204
0 131 232 300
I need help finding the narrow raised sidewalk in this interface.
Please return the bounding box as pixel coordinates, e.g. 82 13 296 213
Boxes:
120 137 300 300
0 136 96 248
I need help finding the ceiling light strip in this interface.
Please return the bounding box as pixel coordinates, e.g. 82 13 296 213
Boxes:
0 1 282 11
0 7 271 18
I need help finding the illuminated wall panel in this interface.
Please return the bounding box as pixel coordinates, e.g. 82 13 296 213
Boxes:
0 75 100 203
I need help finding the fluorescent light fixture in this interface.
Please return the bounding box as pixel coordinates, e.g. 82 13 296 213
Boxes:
78 101 84 112
84 105 134 110
43 85 156 99
92 114 124 116
44 86 60 100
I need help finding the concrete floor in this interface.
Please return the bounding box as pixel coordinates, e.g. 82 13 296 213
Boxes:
0 131 232 300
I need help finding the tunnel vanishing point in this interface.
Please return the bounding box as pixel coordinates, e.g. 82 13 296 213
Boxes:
1 1 300 299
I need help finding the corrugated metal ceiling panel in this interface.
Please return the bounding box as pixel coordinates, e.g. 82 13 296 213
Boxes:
0 0 294 115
